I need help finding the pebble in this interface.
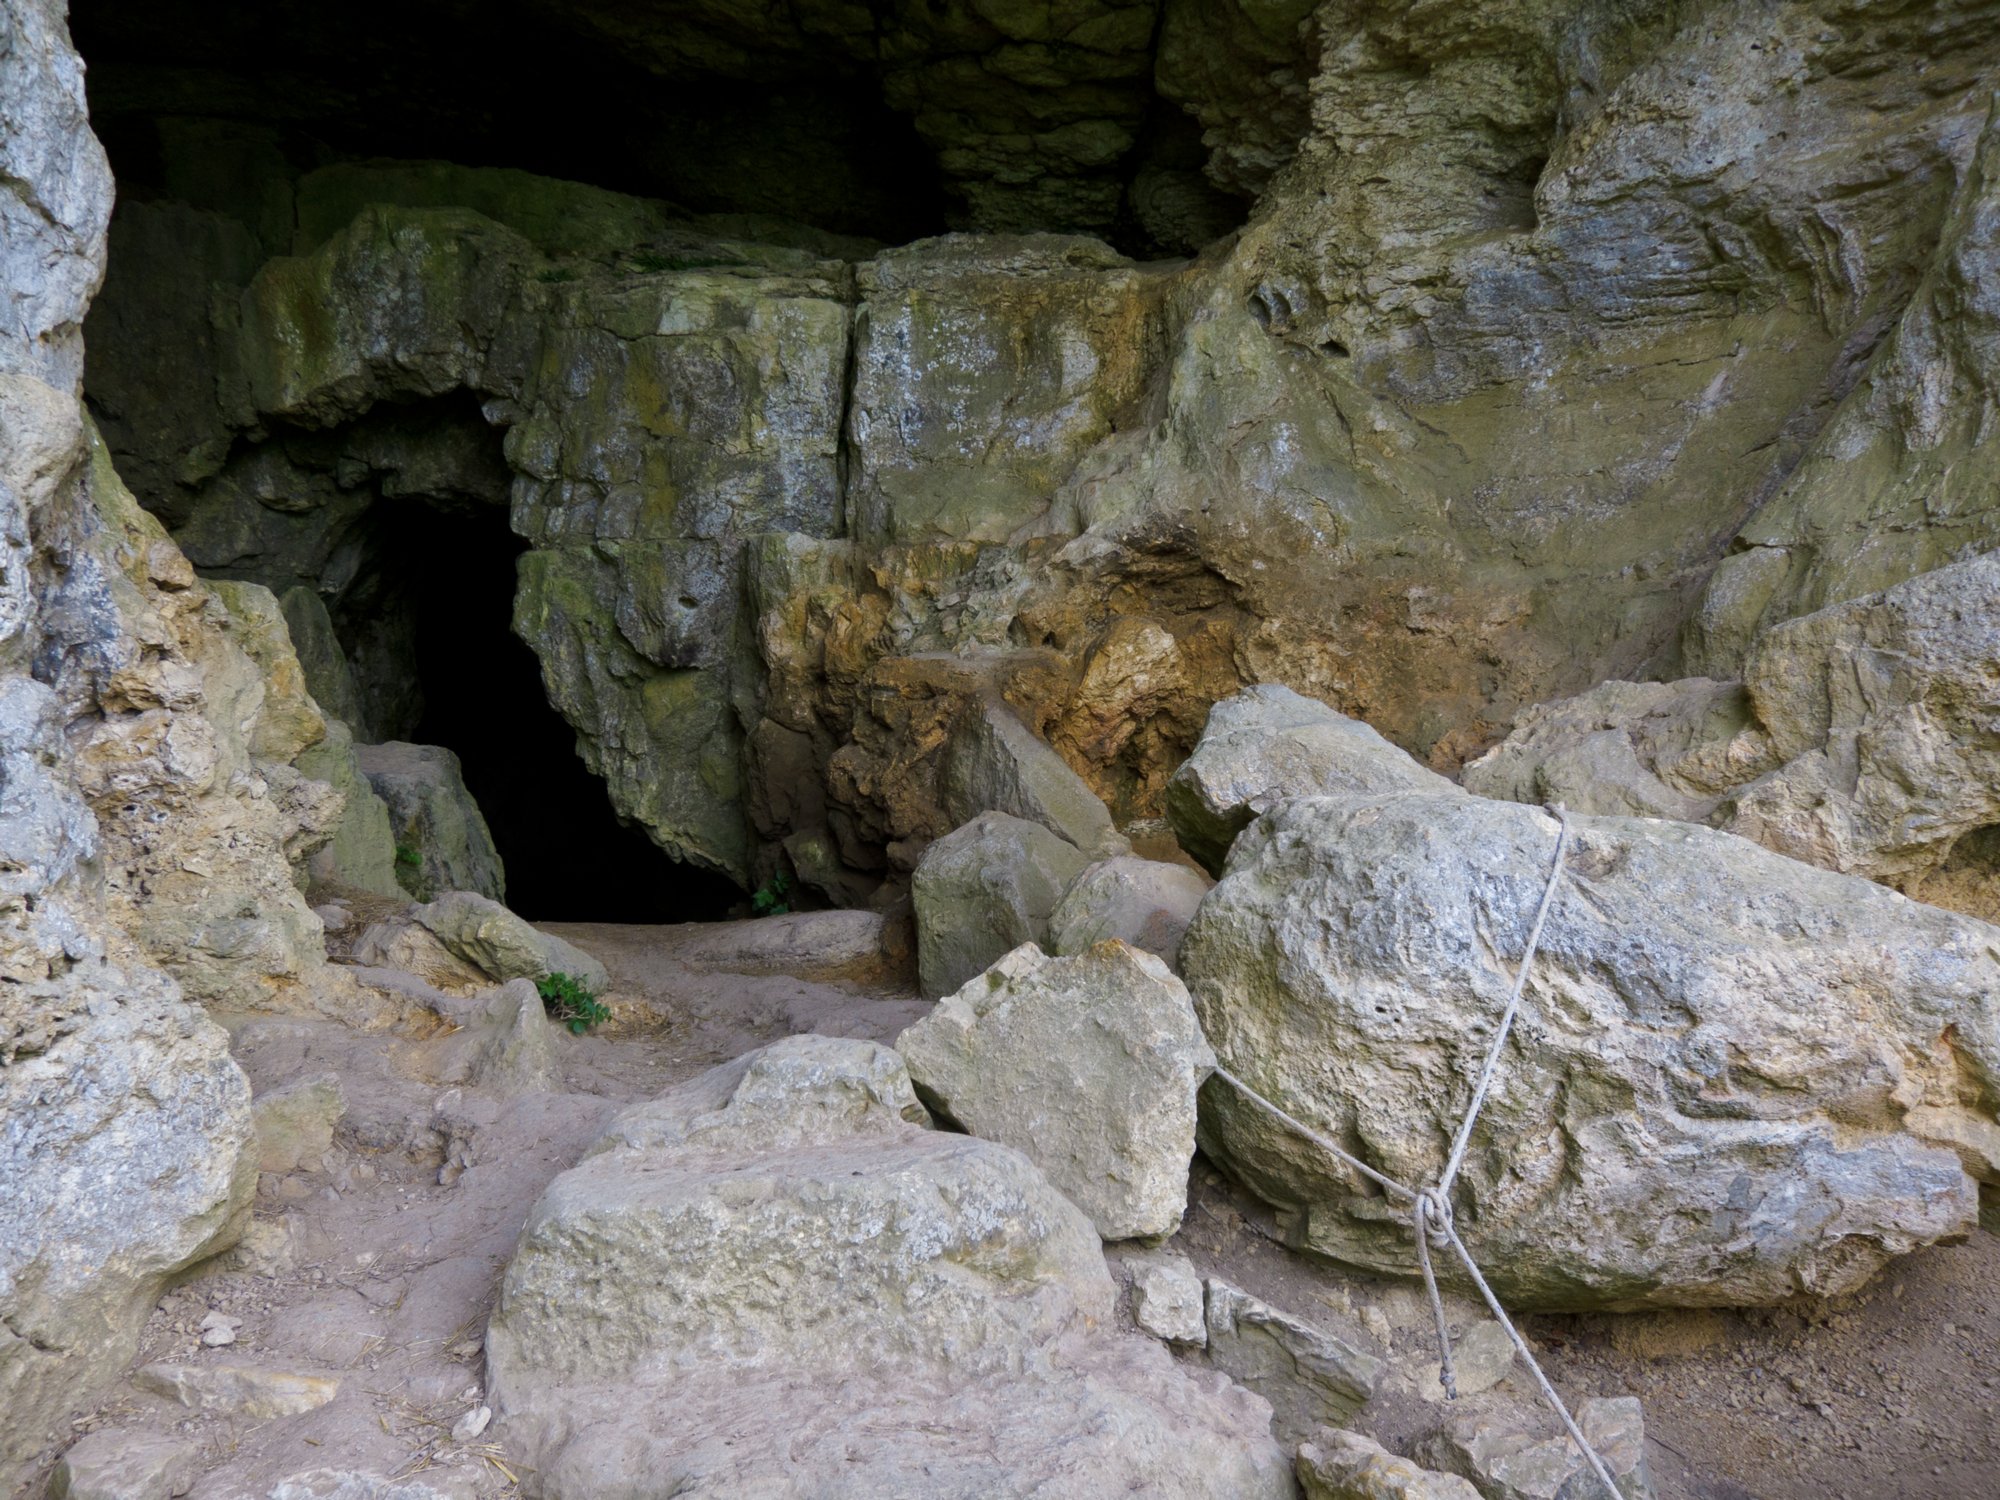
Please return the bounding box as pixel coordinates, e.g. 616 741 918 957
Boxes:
451 1405 492 1442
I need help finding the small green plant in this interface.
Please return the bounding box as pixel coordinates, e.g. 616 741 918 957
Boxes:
751 870 792 917
537 971 610 1034
394 843 422 869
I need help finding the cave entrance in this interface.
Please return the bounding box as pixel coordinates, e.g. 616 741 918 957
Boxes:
386 501 739 924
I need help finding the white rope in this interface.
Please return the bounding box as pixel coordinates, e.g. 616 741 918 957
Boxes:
1208 805 1622 1498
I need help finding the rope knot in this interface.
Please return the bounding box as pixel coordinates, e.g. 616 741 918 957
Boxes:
1414 1187 1454 1248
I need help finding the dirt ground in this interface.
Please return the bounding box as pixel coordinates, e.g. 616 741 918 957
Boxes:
19 918 1997 1498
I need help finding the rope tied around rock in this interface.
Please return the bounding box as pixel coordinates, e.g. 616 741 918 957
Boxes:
1210 805 1623 1499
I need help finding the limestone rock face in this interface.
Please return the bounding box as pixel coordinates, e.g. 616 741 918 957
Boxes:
1470 552 2000 919
897 941 1214 1240
486 1035 1293 1497
1168 686 1457 874
1181 792 2000 1310
1047 854 1212 963
355 741 505 902
1 980 255 1476
911 811 1091 998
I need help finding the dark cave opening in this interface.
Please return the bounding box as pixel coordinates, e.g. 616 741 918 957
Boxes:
69 0 948 247
389 503 740 925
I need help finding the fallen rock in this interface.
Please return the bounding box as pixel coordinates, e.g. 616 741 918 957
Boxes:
1405 1320 1515 1403
941 699 1129 858
1461 679 1773 825
898 940 1213 1240
1166 686 1455 875
1298 1430 1483 1500
1124 1250 1207 1346
252 1072 345 1174
486 1034 1292 1496
48 1429 199 1500
1203 1279 1383 1446
348 919 490 995
133 1361 340 1418
1047 855 1212 964
1415 1395 1653 1500
1181 791 2000 1309
355 741 505 902
910 811 1090 998
413 891 609 992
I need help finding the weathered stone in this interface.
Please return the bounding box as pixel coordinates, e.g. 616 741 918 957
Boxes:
252 1072 345 1174
665 909 888 981
1408 1320 1515 1404
47 1429 199 1500
849 236 1177 546
1471 552 2000 920
450 978 565 1096
1463 680 1776 825
1 983 255 1478
355 742 505 902
296 719 404 899
941 698 1128 858
1047 855 1212 964
1168 686 1455 875
131 1361 340 1418
278 585 366 730
1182 792 2000 1310
1415 1396 1653 1500
1298 1430 1483 1500
1126 1250 1207 1346
1202 1279 1383 1446
413 890 608 992
898 940 1214 1240
910 811 1091 998
487 1035 1292 1496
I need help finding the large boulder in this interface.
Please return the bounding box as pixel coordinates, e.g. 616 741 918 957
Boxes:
485 1035 1292 1497
296 718 404 899
355 741 506 902
1047 854 1212 964
911 811 1091 998
1181 791 2000 1310
1167 686 1455 875
897 941 1214 1240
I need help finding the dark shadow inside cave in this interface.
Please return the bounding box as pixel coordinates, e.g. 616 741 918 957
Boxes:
383 501 741 924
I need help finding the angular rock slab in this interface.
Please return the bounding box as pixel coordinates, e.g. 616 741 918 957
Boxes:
486 1035 1291 1498
414 891 608 993
1167 685 1455 875
941 699 1128 858
911 810 1090 998
1181 791 2000 1310
1416 1395 1653 1500
898 941 1215 1240
1202 1278 1383 1446
1047 855 1213 965
1299 1430 1483 1500
47 1428 198 1500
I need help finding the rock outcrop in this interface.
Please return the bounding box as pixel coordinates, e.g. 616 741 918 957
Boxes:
898 941 1214 1240
486 1035 1293 1496
1468 550 2000 919
1182 791 2000 1309
355 742 505 902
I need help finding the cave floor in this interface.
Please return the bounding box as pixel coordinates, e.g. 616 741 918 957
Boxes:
24 921 1998 1499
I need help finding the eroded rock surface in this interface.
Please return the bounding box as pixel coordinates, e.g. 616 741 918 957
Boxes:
1183 792 2000 1310
911 811 1091 998
485 1035 1293 1496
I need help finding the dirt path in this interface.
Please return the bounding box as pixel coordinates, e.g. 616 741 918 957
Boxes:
22 920 1994 1498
